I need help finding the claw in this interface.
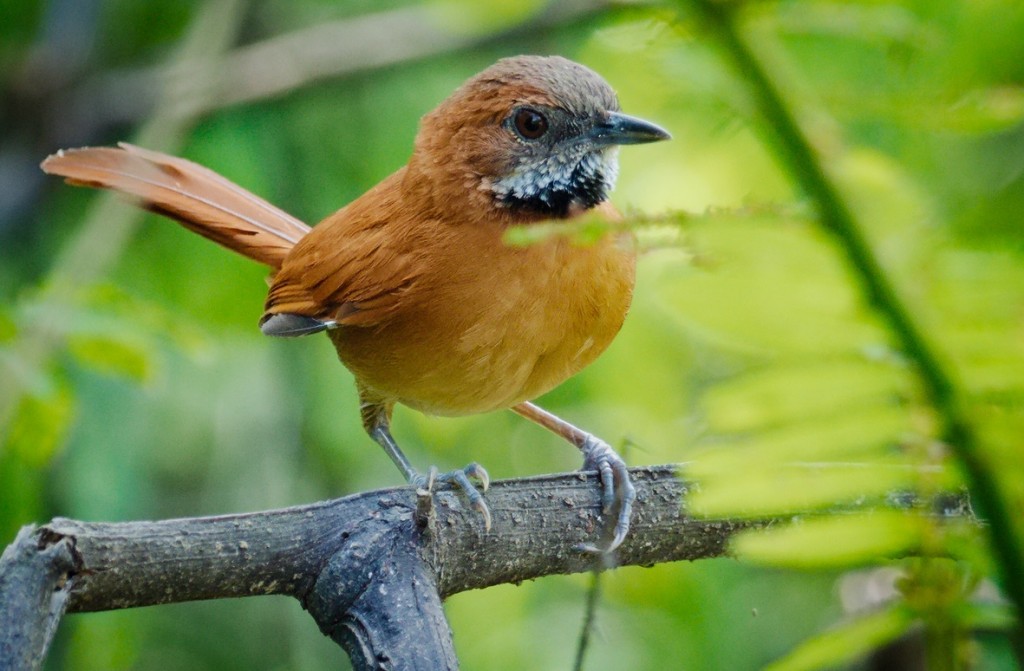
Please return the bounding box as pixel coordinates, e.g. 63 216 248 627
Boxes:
363 404 492 532
471 498 493 532
463 461 490 493
411 463 492 531
581 437 636 554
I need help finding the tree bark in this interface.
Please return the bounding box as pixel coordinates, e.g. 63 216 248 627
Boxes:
0 527 76 670
0 466 750 670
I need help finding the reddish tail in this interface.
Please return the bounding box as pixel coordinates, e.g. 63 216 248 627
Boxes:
41 143 310 269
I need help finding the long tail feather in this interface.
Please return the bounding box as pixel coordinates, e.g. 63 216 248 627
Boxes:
41 143 310 269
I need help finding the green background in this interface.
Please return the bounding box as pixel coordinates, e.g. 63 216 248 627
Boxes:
2 1 1022 669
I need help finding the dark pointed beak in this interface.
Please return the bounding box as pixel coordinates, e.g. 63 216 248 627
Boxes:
591 111 671 146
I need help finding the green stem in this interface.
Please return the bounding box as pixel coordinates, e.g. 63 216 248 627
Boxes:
573 569 604 671
685 0 1024 621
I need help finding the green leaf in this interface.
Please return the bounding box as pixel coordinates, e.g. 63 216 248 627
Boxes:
687 406 911 479
429 0 546 35
0 308 16 343
503 213 621 247
67 333 156 383
732 511 924 568
655 217 889 357
18 282 211 362
3 380 77 467
74 282 211 357
699 358 910 434
764 606 917 671
688 460 931 518
938 87 1024 134
958 601 1017 632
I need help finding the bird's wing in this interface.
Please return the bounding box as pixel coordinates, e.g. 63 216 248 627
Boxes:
262 169 426 331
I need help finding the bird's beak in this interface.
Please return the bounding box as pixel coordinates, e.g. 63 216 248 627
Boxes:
590 111 671 146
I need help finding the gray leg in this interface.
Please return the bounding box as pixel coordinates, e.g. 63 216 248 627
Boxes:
512 402 635 553
360 389 491 529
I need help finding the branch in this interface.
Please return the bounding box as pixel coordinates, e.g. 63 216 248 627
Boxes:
52 466 737 609
0 466 750 670
0 527 75 669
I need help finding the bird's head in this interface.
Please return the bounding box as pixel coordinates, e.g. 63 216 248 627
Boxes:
411 55 670 222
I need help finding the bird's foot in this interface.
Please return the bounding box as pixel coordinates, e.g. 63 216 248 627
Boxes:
410 462 491 531
577 437 636 555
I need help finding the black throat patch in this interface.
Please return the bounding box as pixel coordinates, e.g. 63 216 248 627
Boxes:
492 151 616 219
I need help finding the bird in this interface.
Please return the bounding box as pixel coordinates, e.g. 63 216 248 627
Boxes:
41 55 670 552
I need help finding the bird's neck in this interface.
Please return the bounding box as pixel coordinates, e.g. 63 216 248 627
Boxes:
488 149 619 219
403 148 619 227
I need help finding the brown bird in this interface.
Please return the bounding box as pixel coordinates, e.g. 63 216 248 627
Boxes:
41 55 669 552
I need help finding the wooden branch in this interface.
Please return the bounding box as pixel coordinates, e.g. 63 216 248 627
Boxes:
0 527 76 670
0 466 750 670
45 466 740 609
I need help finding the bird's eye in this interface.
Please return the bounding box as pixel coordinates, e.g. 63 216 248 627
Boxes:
512 108 549 140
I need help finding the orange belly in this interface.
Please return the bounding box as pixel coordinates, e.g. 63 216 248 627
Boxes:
329 230 636 416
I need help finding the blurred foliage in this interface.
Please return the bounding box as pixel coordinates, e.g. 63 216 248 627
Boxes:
1 0 1023 670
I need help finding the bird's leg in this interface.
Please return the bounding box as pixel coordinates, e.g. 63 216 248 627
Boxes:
511 401 635 553
359 390 491 529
